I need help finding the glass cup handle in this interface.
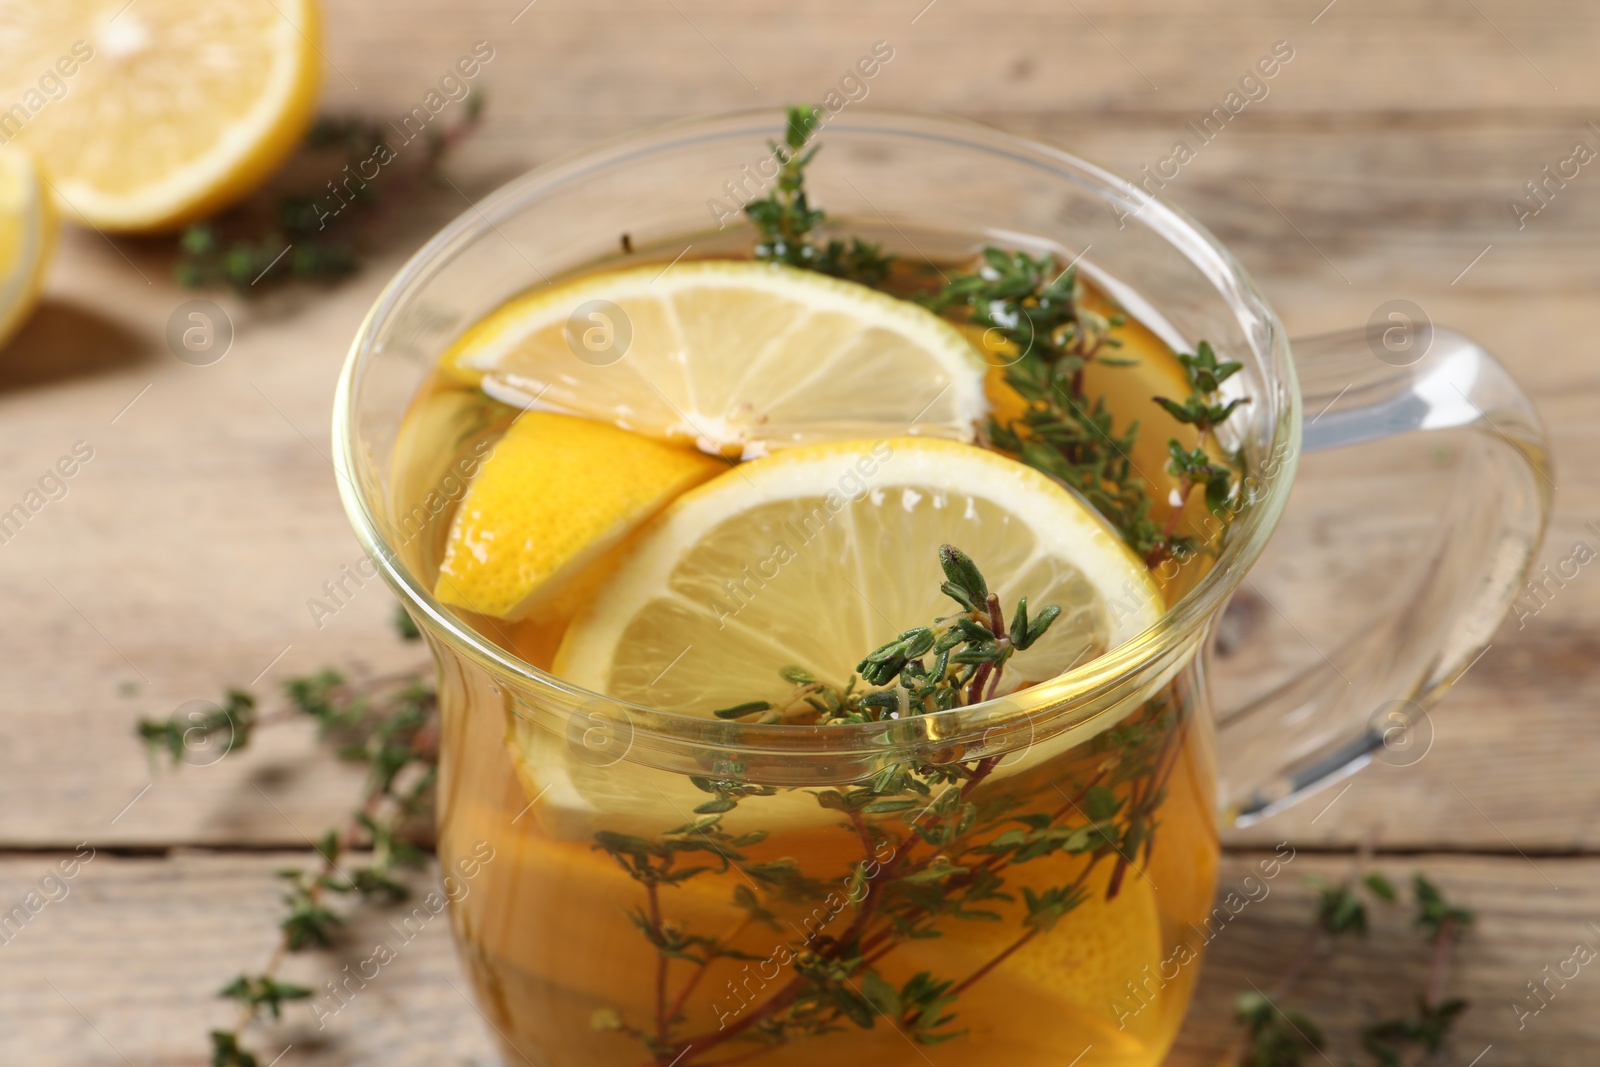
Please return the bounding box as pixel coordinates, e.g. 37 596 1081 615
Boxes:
1216 326 1553 826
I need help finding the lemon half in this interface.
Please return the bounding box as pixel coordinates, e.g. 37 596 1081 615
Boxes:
554 437 1164 716
0 149 55 348
0 0 321 231
444 261 989 458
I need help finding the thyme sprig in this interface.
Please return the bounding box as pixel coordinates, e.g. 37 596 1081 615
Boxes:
603 547 1185 1066
711 544 1060 725
175 99 484 293
135 615 436 1067
925 249 1171 554
743 105 894 287
924 253 1249 566
747 108 1251 568
1222 869 1475 1067
136 688 258 764
134 590 1479 1067
602 708 1186 1066
1156 342 1248 542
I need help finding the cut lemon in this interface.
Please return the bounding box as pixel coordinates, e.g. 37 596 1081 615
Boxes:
434 411 725 621
0 148 56 348
444 260 989 458
892 861 1168 1056
554 437 1164 717
0 0 322 231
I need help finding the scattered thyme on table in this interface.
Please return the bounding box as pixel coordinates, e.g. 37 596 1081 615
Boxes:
174 97 485 294
1222 871 1475 1067
136 610 437 1067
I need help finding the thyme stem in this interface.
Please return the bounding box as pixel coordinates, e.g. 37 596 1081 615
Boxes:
1425 915 1460 1010
136 630 436 1067
647 882 669 1046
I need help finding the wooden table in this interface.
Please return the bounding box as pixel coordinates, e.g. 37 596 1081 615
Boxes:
3 1 1597 1063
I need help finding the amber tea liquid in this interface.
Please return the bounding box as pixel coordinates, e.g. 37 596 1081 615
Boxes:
394 230 1224 1067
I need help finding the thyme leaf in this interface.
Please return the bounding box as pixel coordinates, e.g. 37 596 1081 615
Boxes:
745 107 1252 568
743 105 894 287
136 607 437 1065
600 547 1186 1065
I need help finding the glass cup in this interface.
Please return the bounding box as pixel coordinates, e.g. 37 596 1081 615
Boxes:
333 111 1551 1067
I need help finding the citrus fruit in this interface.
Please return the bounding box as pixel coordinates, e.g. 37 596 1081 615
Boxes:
892 860 1169 1057
434 411 725 621
0 0 322 231
553 436 1164 717
0 148 56 348
443 260 989 458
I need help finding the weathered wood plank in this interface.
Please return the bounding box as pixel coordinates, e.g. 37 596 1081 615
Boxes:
4 228 1593 853
314 0 1600 122
2 0 1597 856
0 850 497 1066
0 851 1590 1066
1171 851 1600 1066
2 2 1598 1063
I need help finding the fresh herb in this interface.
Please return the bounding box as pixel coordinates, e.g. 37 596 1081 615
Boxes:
175 99 484 293
924 249 1169 553
1359 876 1474 1066
137 588 1478 1067
923 251 1248 566
711 544 1061 725
1154 342 1248 545
748 108 1250 568
744 105 894 287
1231 992 1326 1067
136 611 436 1066
136 688 257 765
208 1029 262 1067
217 974 313 1020
599 546 1189 1065
1220 868 1475 1066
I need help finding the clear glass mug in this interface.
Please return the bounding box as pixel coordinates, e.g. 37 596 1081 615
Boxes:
333 112 1551 1067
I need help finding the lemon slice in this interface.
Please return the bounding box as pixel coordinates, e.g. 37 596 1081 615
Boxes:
0 0 321 231
554 437 1163 716
445 261 988 458
892 861 1167 1056
435 411 725 620
0 149 56 348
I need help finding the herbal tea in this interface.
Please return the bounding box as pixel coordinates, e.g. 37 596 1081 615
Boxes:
395 108 1248 1067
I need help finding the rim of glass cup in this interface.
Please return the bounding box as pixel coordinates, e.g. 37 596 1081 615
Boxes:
333 108 1301 753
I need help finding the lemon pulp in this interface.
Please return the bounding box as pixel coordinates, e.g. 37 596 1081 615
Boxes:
443 260 989 458
554 436 1163 717
0 149 55 347
0 0 321 230
435 411 726 621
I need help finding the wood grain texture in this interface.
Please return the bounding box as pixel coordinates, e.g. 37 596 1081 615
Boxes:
0 1 1595 851
0 851 1591 1066
1174 852 1600 1066
1 0 1597 1062
0 851 498 1066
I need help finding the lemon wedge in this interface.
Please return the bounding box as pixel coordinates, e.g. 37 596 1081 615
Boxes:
444 260 989 458
554 437 1164 716
434 411 725 620
0 0 321 231
0 149 55 348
